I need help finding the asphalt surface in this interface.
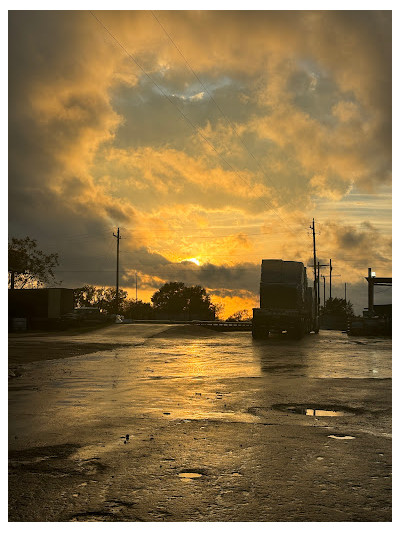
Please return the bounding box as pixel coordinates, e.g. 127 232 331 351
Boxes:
8 324 392 522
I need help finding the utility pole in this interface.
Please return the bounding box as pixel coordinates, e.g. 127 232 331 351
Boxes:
310 218 319 331
367 268 374 312
329 258 333 300
318 262 329 310
135 272 138 302
321 275 326 307
113 228 121 314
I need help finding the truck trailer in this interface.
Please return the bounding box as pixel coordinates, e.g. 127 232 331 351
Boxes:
252 259 317 339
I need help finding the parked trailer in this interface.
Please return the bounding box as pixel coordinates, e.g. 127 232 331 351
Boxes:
252 259 317 339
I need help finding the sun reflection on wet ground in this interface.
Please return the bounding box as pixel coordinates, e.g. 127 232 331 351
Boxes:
8 328 391 438
178 472 203 481
8 326 392 522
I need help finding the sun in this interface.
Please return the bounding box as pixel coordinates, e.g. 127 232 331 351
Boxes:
182 257 201 266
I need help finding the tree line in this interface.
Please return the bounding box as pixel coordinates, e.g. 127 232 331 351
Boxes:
9 236 354 322
74 281 220 321
8 236 223 320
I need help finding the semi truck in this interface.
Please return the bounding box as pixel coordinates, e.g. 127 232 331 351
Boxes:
252 259 318 339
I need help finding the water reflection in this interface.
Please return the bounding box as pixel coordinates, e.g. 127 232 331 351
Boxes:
9 329 391 442
251 330 391 379
251 336 309 376
178 472 203 481
304 409 346 417
142 336 262 380
328 435 356 440
272 404 357 416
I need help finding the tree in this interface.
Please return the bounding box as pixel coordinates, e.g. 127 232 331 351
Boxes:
8 236 59 289
123 299 154 320
74 285 99 307
321 297 354 318
74 285 127 313
213 302 224 321
151 282 217 319
226 309 252 322
96 287 128 314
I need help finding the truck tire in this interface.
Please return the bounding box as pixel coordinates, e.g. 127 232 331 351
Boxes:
287 318 305 340
288 328 304 340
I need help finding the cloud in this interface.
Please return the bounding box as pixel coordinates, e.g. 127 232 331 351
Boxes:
95 145 273 214
316 221 392 286
190 92 205 101
10 11 391 213
309 172 352 201
121 260 260 294
8 11 391 316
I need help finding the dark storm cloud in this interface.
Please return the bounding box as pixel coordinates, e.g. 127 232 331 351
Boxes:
207 288 256 299
120 259 260 294
109 72 259 155
331 222 391 258
8 10 391 316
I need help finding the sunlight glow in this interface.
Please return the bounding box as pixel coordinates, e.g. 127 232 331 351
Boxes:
183 258 201 266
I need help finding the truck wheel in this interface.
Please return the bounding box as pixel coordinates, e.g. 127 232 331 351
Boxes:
287 318 304 339
288 328 304 340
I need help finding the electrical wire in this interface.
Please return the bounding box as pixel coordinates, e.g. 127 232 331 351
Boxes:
89 10 311 246
150 9 308 228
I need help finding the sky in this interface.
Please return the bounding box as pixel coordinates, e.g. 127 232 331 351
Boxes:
8 8 392 317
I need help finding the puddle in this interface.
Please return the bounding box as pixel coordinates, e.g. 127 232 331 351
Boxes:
304 409 346 416
272 404 358 417
178 469 205 482
328 435 356 440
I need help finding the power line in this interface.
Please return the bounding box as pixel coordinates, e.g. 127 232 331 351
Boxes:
103 233 118 264
119 231 290 245
55 267 259 273
150 10 307 228
54 270 118 273
123 227 305 235
89 10 310 244
120 252 309 259
54 257 388 271
43 228 114 245
27 225 316 252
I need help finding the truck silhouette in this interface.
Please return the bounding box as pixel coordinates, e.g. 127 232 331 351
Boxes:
252 259 318 339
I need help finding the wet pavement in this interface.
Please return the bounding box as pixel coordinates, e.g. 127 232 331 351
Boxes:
9 325 392 521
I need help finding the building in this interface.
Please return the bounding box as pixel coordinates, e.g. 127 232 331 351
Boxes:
8 288 74 330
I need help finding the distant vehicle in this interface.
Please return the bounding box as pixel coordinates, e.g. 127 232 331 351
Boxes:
106 313 125 324
252 259 317 339
61 307 108 322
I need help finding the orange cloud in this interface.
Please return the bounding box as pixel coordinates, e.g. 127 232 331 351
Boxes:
9 11 391 317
